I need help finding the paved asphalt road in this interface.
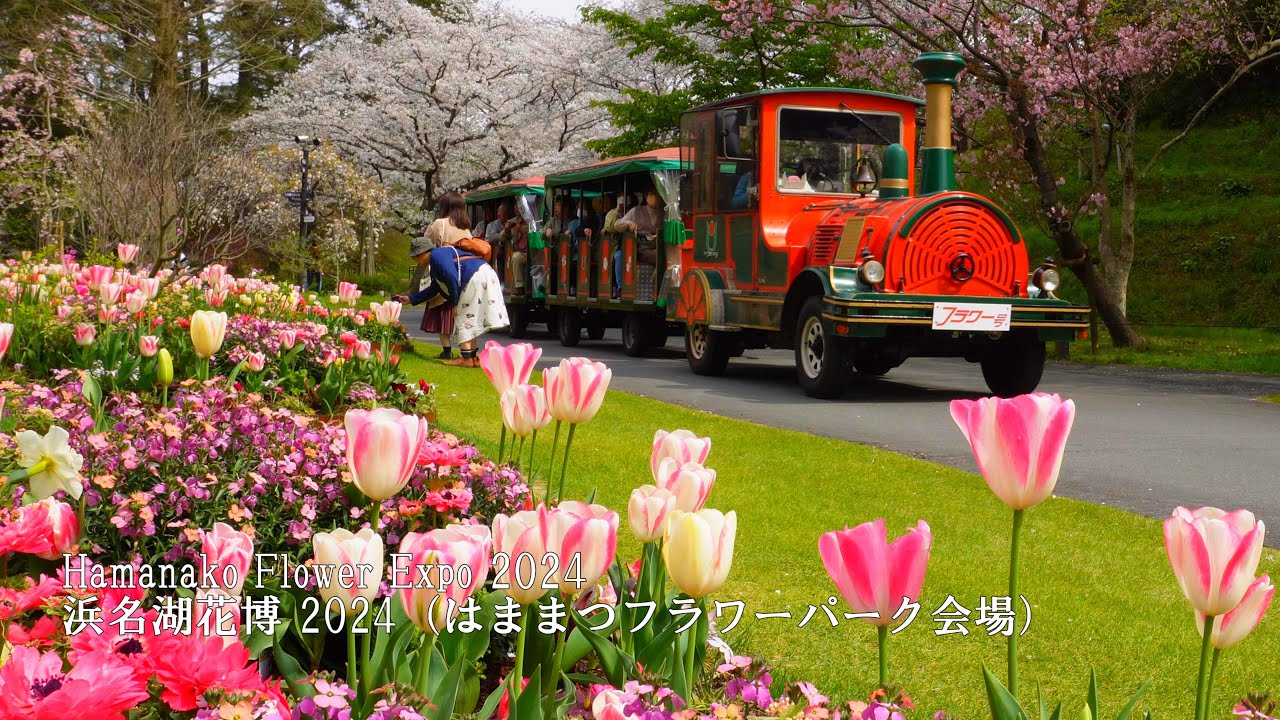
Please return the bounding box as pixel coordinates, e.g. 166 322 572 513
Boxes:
405 306 1280 540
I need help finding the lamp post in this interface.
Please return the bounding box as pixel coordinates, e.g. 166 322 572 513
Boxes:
295 135 321 289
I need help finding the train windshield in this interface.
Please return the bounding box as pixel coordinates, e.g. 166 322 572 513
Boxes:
775 106 901 196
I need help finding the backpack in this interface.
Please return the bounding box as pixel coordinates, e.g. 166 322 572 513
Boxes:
457 235 492 263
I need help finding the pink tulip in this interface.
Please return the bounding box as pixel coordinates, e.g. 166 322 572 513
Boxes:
97 306 118 324
592 687 637 720
138 335 159 358
344 407 429 501
34 498 80 561
394 524 493 633
654 457 716 513
500 384 551 437
99 282 124 306
199 522 254 597
479 341 542 395
116 243 138 264
205 287 227 307
136 277 160 299
949 393 1076 510
1164 506 1266 616
492 506 555 605
819 519 932 627
245 352 267 372
371 300 402 326
0 322 12 361
353 340 372 361
628 484 677 543
74 323 96 347
278 329 298 350
548 501 619 596
544 357 611 424
124 290 147 315
1197 575 1273 650
650 429 711 481
56 305 72 321
85 265 113 290
338 281 361 306
202 264 227 288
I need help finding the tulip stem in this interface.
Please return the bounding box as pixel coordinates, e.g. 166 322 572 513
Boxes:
877 625 888 689
516 436 526 475
1008 508 1024 700
684 604 699 701
556 423 577 503
1194 620 1216 720
528 429 538 481
546 420 562 497
361 609 374 696
370 500 380 532
498 423 507 463
347 622 358 693
511 604 531 704
1205 648 1221 720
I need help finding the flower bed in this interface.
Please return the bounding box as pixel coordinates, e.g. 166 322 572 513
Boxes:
0 248 1274 720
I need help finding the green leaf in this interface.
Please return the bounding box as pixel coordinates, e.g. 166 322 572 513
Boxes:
426 652 467 720
983 665 1027 720
1115 681 1151 720
474 680 508 720
1088 668 1100 720
514 673 545 720
567 605 633 687
271 643 314 699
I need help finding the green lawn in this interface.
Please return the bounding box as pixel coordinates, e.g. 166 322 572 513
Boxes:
399 343 1279 719
1063 325 1280 375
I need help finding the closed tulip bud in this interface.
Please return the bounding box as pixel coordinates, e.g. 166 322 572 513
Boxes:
628 484 676 543
819 519 932 627
1166 506 1265 616
99 282 123 306
124 290 146 315
0 322 12 361
500 384 551 437
74 323 96 347
278 329 298 350
663 508 736 599
479 341 542 395
394 525 492 633
650 429 711 481
548 501 619 596
949 393 1075 510
138 335 159 358
1197 575 1274 649
199 521 254 596
190 310 228 358
245 352 266 372
492 506 556 605
345 407 429 501
117 243 139 264
313 528 384 613
34 498 80 561
353 340 372 361
655 457 716 513
156 348 174 387
1080 706 1093 720
544 357 611 424
371 300 402 326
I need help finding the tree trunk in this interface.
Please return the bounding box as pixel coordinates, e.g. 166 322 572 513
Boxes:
152 0 182 106
1007 81 1144 348
1110 111 1139 318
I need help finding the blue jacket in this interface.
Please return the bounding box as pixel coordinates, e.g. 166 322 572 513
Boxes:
407 246 487 307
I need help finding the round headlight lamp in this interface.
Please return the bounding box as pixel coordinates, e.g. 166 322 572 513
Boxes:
1037 268 1060 293
859 260 885 285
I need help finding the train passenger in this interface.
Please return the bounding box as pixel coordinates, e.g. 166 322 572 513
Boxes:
484 203 506 284
503 207 529 292
603 194 626 299
573 197 602 295
614 188 661 266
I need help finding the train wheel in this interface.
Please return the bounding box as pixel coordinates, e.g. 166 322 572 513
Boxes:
794 296 846 398
557 308 582 347
853 356 898 377
621 314 650 357
981 333 1046 397
647 322 669 349
544 309 559 338
508 304 529 339
685 323 731 376
587 319 607 340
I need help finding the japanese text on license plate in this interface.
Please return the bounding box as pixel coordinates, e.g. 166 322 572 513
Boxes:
932 302 1011 332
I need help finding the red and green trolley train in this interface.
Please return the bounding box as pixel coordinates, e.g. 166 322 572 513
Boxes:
466 52 1089 399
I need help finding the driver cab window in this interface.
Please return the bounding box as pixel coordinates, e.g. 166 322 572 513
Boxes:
716 105 758 212
776 107 901 196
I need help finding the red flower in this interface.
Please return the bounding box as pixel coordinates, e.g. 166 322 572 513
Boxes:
497 677 531 719
0 574 65 621
146 631 265 711
177 317 190 329
6 615 62 648
0 503 55 557
0 646 149 720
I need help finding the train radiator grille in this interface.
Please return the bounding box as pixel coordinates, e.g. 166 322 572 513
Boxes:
888 202 1028 297
808 224 843 266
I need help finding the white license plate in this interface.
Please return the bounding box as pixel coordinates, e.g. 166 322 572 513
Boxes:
932 302 1012 332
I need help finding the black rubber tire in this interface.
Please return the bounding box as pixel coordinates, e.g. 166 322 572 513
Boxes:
685 323 731 376
544 308 559 337
587 321 607 341
981 333 1046 397
794 296 847 398
508 304 529 339
646 320 669 349
621 313 650 357
557 308 582 347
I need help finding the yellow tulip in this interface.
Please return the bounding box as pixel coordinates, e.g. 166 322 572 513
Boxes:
190 310 228 358
156 348 174 387
662 508 736 599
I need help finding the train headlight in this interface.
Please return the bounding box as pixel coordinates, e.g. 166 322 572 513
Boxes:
1032 257 1060 295
859 260 885 285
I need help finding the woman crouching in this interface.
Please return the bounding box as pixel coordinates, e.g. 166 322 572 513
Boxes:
399 243 508 367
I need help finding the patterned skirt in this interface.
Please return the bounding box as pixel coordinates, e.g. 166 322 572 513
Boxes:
452 264 510 345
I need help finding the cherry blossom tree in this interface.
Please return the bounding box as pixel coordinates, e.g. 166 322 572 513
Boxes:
237 0 620 231
716 0 1274 346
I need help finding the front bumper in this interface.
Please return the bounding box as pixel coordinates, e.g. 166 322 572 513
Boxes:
821 292 1089 341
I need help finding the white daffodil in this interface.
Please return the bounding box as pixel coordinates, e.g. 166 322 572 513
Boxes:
15 425 85 501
